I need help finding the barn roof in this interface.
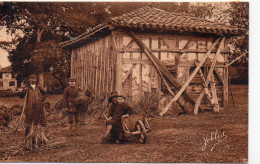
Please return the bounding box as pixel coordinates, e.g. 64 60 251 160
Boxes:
60 6 245 48
0 66 12 73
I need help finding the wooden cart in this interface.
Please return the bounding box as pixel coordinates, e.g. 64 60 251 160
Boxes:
121 114 151 144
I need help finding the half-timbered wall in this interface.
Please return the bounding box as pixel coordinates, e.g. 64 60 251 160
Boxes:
114 31 229 108
70 30 229 110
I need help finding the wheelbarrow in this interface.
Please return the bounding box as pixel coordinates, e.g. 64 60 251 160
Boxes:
121 114 151 144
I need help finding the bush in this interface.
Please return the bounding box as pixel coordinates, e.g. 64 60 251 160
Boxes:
86 92 159 119
128 92 159 117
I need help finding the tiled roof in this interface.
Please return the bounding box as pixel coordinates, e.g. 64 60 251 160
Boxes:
0 66 12 73
60 23 109 48
110 6 245 35
61 6 245 48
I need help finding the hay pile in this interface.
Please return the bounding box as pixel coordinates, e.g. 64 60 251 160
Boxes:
0 102 23 130
0 136 66 161
46 100 68 127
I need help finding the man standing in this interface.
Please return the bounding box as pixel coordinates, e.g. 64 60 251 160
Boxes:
24 74 46 137
63 78 80 135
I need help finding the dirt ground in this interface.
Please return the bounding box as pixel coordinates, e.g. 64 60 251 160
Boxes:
0 85 248 163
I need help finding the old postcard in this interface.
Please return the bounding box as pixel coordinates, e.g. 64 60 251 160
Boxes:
0 1 251 163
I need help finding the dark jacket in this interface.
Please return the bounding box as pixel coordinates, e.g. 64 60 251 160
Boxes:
24 85 46 126
63 86 80 108
108 102 133 124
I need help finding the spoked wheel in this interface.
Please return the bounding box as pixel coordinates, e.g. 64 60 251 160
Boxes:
136 120 146 144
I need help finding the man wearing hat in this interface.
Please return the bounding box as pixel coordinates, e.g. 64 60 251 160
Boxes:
63 77 81 135
24 74 47 137
102 91 133 143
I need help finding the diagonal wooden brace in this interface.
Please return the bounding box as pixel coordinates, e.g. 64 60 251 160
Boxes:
160 37 222 116
122 64 136 83
129 31 194 112
194 37 226 114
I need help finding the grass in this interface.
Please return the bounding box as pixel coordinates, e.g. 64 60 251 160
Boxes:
0 85 248 163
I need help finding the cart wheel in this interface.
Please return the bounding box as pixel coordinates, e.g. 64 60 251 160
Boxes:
136 120 146 144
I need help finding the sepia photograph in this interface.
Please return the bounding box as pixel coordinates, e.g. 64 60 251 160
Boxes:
0 1 250 163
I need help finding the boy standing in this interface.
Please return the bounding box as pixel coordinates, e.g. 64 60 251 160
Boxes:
63 78 80 135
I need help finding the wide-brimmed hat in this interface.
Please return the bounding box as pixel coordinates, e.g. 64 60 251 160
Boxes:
28 74 37 79
68 77 76 82
108 91 119 103
117 94 125 99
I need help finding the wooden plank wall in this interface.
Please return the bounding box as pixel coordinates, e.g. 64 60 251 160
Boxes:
70 31 229 109
116 31 229 109
71 35 117 98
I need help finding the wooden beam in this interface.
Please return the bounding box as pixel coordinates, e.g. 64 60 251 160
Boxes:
129 32 197 103
194 68 214 115
161 38 171 49
213 69 224 85
194 37 226 114
117 48 230 53
209 73 220 113
126 39 134 49
115 52 123 93
122 64 136 83
178 64 193 83
129 31 192 112
223 54 229 108
224 51 248 67
160 37 222 116
228 75 235 106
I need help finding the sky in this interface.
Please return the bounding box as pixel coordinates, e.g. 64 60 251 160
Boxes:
0 27 12 68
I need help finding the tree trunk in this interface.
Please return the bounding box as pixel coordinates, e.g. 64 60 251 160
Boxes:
36 28 45 88
50 73 66 90
37 28 44 43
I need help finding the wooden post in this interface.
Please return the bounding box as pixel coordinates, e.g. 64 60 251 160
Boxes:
129 32 196 110
160 37 222 116
193 37 225 114
115 52 123 93
129 32 192 112
139 53 143 98
223 53 229 108
225 51 248 67
228 75 235 106
210 73 220 113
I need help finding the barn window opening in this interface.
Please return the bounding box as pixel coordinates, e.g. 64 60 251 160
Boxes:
0 73 2 79
0 81 3 87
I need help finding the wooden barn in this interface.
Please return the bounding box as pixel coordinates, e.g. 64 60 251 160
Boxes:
60 7 245 115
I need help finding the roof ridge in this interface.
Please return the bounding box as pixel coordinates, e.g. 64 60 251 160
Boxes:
61 6 245 48
146 6 239 29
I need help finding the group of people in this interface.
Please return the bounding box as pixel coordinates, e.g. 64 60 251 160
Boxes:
23 74 133 144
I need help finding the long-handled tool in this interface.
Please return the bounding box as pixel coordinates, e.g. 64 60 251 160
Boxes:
12 93 27 133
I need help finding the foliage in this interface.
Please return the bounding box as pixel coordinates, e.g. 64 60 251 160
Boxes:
129 92 160 117
1 2 249 85
8 37 70 88
228 2 249 84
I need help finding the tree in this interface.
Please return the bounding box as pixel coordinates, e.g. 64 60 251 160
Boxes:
1 2 248 88
228 2 249 84
1 2 74 88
